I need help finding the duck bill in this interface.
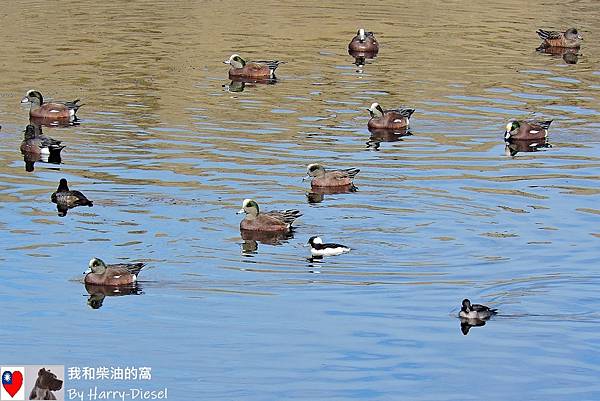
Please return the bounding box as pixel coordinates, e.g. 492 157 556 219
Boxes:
223 60 231 64
302 175 310 182
20 97 29 103
236 208 245 214
83 267 92 274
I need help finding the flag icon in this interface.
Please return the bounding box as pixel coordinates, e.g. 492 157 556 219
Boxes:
1 367 24 400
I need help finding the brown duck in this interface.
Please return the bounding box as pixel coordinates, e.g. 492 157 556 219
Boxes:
348 29 379 53
21 90 82 120
237 199 301 232
224 54 283 79
504 119 552 141
305 163 359 187
20 124 64 156
84 258 144 286
536 28 582 49
367 103 415 130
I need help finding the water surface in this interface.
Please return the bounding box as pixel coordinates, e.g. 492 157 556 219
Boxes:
1 1 600 400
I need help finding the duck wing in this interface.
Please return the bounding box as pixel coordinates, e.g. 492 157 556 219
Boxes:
265 209 302 225
386 108 415 118
108 263 145 276
536 29 563 40
525 119 553 130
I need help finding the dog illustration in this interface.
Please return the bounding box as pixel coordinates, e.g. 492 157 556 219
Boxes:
29 368 63 400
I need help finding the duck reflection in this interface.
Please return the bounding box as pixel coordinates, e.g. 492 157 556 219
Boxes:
306 184 357 204
367 128 412 150
536 46 579 65
29 115 80 127
505 138 552 157
348 50 378 73
223 77 277 93
460 317 490 335
84 283 143 309
240 229 294 254
20 124 64 172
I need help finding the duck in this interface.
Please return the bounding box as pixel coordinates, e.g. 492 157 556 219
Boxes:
237 198 302 232
348 28 379 53
21 90 82 120
307 236 351 257
504 119 552 141
459 299 498 320
20 124 65 156
536 28 582 49
224 54 283 79
84 258 145 286
305 163 360 187
367 103 415 130
51 178 93 208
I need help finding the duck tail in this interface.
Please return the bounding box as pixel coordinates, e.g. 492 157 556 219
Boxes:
538 120 553 129
402 108 415 119
536 29 552 40
344 168 360 178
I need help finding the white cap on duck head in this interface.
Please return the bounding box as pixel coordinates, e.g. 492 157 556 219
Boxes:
368 102 380 112
358 28 366 39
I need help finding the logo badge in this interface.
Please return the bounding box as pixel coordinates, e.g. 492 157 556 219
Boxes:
1 367 24 400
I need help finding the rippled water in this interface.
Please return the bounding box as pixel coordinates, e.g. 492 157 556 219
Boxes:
1 1 600 399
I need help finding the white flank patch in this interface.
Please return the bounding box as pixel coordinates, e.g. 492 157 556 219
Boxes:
40 148 50 155
113 275 121 279
69 109 75 117
530 130 539 134
132 274 137 281
311 246 350 257
50 109 60 113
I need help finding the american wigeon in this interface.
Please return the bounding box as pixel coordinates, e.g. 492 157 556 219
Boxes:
224 54 283 79
367 103 415 130
84 258 145 286
20 124 64 156
504 119 552 141
51 178 93 208
237 198 301 232
459 299 498 320
536 28 582 49
348 29 379 53
307 236 351 257
21 90 82 121
305 163 359 188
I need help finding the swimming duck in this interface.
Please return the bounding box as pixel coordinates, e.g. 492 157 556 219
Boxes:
20 124 64 156
504 119 552 141
536 28 582 49
224 54 283 79
459 299 497 320
305 163 360 187
307 236 351 257
21 90 82 120
51 178 93 208
348 29 379 53
84 258 145 286
367 103 415 130
237 198 302 232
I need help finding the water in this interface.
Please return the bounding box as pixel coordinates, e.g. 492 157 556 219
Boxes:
1 1 600 399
